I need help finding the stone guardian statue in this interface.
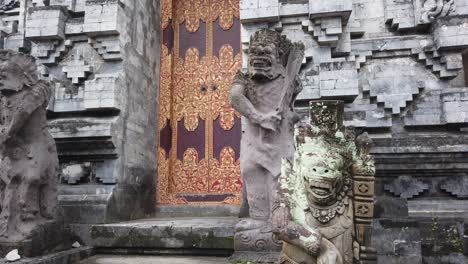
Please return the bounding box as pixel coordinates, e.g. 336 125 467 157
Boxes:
272 100 377 264
229 29 304 261
0 50 60 256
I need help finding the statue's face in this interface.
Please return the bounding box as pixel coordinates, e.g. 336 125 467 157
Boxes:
300 153 345 206
248 42 280 81
0 61 25 93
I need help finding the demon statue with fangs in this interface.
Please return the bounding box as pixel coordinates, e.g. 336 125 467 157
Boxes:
272 101 377 264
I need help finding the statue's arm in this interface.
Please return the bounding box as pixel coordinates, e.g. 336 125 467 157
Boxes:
273 221 321 256
4 81 50 138
229 73 262 124
230 72 282 131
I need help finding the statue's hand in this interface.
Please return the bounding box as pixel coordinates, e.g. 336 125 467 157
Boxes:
258 112 282 131
305 239 321 256
272 205 290 233
317 238 342 264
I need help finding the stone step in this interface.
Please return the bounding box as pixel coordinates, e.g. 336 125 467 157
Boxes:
78 255 229 264
0 247 93 264
90 217 238 255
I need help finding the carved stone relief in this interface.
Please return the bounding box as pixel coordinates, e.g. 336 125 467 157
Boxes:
384 175 429 199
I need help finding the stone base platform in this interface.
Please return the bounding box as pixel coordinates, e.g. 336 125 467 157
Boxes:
78 254 229 264
0 247 93 264
0 221 69 258
90 217 239 256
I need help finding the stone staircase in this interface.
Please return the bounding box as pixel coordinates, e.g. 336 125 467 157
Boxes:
77 255 228 264
89 217 238 256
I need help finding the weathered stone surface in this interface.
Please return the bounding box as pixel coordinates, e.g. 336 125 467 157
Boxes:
0 50 63 257
90 217 237 253
273 101 376 264
5 0 162 232
229 29 304 260
78 255 228 264
372 220 422 264
440 175 468 198
419 219 465 259
0 247 93 264
384 176 429 199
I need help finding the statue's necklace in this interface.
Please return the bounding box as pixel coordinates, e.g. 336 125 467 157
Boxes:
309 195 350 224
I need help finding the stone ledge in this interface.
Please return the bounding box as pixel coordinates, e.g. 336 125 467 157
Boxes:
0 247 93 264
90 217 238 252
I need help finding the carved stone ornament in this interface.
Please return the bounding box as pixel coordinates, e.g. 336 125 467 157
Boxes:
421 0 455 23
272 100 377 264
440 175 468 198
384 175 429 199
229 29 304 261
0 50 59 247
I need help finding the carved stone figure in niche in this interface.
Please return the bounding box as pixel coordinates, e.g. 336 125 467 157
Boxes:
272 101 376 264
229 29 304 256
421 0 454 23
0 50 59 242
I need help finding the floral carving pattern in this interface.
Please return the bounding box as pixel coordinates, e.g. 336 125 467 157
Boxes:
173 148 209 193
209 147 242 193
211 45 242 130
384 175 429 199
211 0 240 30
157 0 241 205
156 148 187 204
173 48 210 131
159 45 172 130
175 0 210 32
161 0 173 30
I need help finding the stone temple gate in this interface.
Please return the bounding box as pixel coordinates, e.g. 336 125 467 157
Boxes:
0 0 468 263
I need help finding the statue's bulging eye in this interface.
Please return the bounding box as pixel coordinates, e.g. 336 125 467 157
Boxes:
325 170 329 173
312 168 317 172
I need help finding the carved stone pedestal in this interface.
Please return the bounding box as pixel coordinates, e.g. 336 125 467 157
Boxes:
230 223 282 262
0 221 69 258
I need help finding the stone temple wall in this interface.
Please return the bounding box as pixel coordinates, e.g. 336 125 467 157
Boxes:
240 0 468 262
0 0 161 240
1 0 468 261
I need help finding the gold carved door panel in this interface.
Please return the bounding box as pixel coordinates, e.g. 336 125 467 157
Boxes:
157 0 242 205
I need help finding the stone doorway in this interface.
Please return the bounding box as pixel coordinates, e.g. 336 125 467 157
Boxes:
157 0 243 205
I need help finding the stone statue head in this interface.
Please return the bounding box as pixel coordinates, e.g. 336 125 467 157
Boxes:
248 29 292 81
297 136 349 207
0 50 39 93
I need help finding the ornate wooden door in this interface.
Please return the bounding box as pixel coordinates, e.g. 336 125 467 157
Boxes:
157 0 242 205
